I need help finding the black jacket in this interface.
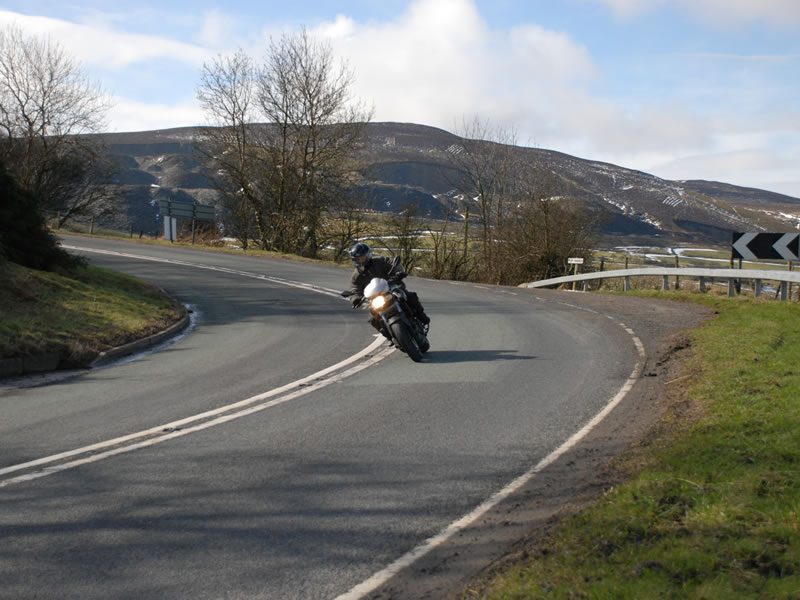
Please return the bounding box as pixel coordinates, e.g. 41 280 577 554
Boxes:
349 256 405 297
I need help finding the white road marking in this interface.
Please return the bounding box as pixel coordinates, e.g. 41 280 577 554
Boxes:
61 245 344 297
335 306 647 600
1 339 392 488
1 246 393 488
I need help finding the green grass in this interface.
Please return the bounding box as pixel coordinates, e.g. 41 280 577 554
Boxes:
473 293 800 599
0 260 183 364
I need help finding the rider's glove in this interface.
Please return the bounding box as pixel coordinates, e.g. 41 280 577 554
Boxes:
351 295 363 308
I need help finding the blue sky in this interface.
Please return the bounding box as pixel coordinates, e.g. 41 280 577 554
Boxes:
2 0 799 197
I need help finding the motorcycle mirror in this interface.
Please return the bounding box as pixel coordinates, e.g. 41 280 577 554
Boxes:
340 290 353 297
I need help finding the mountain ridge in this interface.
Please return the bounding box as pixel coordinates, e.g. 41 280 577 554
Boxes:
96 122 800 246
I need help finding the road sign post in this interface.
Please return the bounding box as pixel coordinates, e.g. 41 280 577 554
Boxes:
568 257 584 290
158 199 215 243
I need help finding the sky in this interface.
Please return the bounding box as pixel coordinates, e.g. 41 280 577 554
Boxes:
1 0 799 198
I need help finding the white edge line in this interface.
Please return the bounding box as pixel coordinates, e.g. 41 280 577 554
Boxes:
334 328 646 600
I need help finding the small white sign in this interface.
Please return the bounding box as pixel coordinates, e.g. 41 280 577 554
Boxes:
568 257 584 264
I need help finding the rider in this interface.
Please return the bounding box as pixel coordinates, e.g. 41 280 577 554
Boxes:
347 242 430 338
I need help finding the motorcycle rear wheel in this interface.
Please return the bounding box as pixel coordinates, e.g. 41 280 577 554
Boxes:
390 321 423 362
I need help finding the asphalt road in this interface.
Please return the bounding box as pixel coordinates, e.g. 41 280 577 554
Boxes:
0 235 701 599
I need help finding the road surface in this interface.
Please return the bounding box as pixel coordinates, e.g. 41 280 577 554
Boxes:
0 235 710 599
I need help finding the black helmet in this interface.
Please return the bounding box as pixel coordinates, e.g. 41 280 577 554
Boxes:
349 242 372 272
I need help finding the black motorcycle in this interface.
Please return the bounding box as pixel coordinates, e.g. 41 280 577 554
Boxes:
342 265 430 362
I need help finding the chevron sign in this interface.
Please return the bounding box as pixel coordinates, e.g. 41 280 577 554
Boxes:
732 232 800 261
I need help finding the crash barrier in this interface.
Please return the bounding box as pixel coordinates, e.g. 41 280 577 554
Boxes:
524 267 800 301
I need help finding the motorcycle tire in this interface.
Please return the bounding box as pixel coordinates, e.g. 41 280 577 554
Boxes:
419 337 430 353
390 321 423 362
413 322 430 353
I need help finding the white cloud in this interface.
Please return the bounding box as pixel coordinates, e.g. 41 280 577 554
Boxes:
0 9 211 68
317 0 600 137
107 96 205 133
596 0 660 19
196 9 238 48
313 0 713 162
681 0 800 28
652 149 800 195
591 0 800 27
317 0 490 127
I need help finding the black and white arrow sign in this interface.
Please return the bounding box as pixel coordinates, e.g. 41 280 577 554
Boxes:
732 232 800 261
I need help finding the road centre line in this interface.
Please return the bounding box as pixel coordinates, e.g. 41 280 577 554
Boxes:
0 335 385 478
1 246 391 487
60 245 345 298
0 339 391 488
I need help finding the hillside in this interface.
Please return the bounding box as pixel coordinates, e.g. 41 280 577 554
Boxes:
95 123 800 247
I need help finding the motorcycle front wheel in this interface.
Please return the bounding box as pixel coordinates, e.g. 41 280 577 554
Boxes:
390 321 423 362
418 336 430 353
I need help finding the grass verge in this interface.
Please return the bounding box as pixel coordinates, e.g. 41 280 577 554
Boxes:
0 260 184 365
472 292 800 599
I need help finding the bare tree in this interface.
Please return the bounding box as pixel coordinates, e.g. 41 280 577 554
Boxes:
256 28 373 256
445 117 604 285
381 203 424 273
196 30 372 256
195 50 264 249
426 206 474 281
0 25 115 224
500 168 601 284
321 188 372 263
447 117 518 282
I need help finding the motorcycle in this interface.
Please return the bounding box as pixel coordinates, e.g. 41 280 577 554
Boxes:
342 261 430 362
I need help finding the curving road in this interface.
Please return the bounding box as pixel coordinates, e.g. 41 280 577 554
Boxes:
0 235 706 599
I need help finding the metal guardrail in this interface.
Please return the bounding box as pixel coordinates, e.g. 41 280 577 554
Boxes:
524 267 800 301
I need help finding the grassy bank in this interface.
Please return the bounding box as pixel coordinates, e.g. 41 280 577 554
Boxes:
472 292 800 599
0 260 184 365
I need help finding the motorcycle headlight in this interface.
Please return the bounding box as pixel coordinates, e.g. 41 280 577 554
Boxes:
370 295 386 309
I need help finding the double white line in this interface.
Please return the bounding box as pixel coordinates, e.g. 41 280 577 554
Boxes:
2 245 392 488
1 336 390 488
